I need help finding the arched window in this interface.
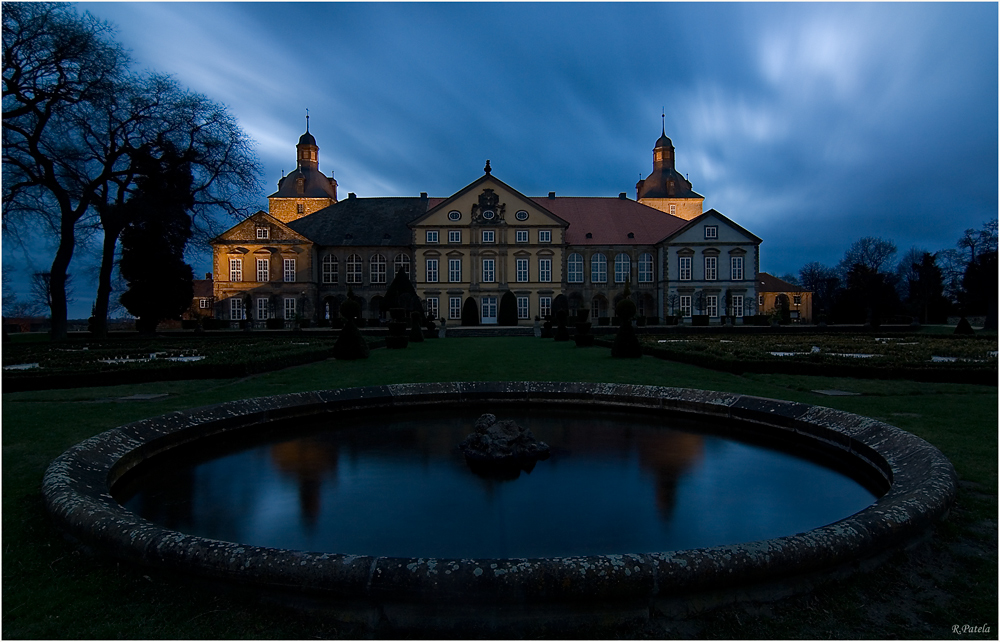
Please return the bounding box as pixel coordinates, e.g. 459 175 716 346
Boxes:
393 253 410 277
322 254 338 284
590 253 607 283
638 253 654 283
347 254 363 284
614 253 630 283
567 253 584 283
370 253 387 284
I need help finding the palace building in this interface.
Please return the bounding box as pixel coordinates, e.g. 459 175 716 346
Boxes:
210 124 762 325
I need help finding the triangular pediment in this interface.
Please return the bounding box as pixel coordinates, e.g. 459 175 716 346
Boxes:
659 209 762 245
410 172 569 228
213 211 314 244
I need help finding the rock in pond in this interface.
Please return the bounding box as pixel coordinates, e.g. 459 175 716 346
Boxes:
459 414 550 478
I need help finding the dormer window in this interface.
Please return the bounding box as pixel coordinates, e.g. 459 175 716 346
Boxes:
704 226 718 240
256 228 269 240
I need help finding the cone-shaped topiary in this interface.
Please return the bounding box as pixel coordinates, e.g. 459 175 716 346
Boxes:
498 290 518 326
954 316 975 335
409 311 425 342
461 296 480 326
381 268 422 319
612 280 641 357
553 309 570 341
333 316 370 359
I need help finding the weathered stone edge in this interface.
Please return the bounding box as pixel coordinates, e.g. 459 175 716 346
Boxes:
42 382 958 605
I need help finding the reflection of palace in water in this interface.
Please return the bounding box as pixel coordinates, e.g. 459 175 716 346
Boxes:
270 439 339 527
267 415 704 523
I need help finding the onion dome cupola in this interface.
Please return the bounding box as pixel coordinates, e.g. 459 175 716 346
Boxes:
270 113 338 202
636 122 696 200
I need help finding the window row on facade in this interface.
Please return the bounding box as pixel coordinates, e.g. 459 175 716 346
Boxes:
228 296 301 321
675 255 744 282
422 257 554 284
672 293 749 318
424 229 552 244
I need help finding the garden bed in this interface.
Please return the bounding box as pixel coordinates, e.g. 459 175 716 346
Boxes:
595 334 998 384
1 335 385 392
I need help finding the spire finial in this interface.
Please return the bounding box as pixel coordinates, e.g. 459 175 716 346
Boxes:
305 108 310 133
661 107 665 135
484 159 491 175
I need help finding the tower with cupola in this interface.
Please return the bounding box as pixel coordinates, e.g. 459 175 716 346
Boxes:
267 115 339 223
635 122 704 221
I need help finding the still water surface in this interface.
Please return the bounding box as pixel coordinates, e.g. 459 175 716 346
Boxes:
118 408 877 558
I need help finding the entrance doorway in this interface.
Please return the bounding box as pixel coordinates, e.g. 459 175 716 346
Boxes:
481 296 497 324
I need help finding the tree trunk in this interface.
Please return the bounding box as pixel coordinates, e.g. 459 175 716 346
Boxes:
91 223 123 338
48 219 76 340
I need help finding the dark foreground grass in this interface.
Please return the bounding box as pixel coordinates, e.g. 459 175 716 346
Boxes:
3 338 996 638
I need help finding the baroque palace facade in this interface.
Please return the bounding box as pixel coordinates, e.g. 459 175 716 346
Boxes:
210 125 762 325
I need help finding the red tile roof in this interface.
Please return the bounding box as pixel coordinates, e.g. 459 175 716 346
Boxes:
758 272 809 293
192 279 214 298
530 197 687 245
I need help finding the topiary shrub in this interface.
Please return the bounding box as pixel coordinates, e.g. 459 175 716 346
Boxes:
334 297 370 359
574 309 594 347
386 307 409 349
498 291 518 326
409 312 425 342
461 297 479 326
553 309 570 341
954 317 975 335
266 317 284 330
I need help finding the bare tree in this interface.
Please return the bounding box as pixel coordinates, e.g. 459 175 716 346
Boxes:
3 3 128 338
838 236 897 276
3 3 261 338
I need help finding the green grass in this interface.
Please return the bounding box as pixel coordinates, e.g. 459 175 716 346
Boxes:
3 338 996 638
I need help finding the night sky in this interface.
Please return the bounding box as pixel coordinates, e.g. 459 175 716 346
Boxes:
7 3 998 317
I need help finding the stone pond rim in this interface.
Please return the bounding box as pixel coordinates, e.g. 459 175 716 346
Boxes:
42 382 957 627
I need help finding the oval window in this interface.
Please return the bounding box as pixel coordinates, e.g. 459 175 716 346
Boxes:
482 209 495 220
515 210 529 221
448 210 462 221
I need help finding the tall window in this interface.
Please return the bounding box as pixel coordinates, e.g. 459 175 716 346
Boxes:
679 295 692 317
370 254 386 284
449 297 462 320
229 258 242 282
539 296 552 319
322 254 339 283
614 253 630 283
482 258 495 283
256 297 269 320
426 297 439 320
591 253 607 283
638 253 654 283
481 297 497 323
517 296 529 319
448 230 461 243
567 253 583 283
449 258 462 283
731 294 744 318
347 254 363 284
539 258 552 283
731 256 744 281
516 230 528 243
705 256 718 281
426 230 439 243
679 256 692 281
706 295 718 317
516 258 529 282
256 258 269 282
482 230 495 243
425 258 439 283
283 258 296 282
538 230 551 243
284 297 296 320
296 203 304 214
230 297 244 320
393 253 410 277
669 204 676 216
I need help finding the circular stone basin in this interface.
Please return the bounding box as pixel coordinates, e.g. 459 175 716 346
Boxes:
43 383 957 630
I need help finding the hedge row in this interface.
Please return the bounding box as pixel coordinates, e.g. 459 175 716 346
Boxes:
592 338 997 385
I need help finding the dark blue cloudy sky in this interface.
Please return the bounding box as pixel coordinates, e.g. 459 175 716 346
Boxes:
7 2 998 317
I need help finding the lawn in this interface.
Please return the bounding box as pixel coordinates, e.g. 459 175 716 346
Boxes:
3 337 996 638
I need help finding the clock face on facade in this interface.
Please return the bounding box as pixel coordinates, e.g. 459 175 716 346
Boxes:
515 210 529 221
448 210 461 221
482 209 495 220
